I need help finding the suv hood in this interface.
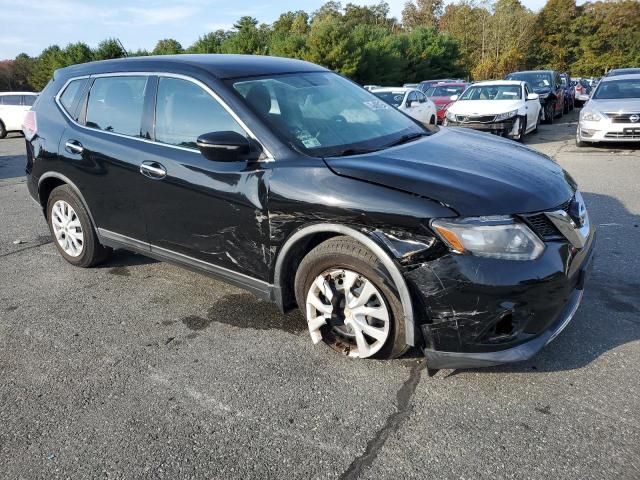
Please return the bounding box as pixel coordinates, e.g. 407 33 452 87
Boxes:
448 100 521 115
324 127 574 216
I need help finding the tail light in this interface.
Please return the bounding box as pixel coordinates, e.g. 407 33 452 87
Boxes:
22 111 37 141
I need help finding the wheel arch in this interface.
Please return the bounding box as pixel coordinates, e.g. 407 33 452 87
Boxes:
38 172 97 229
273 223 417 347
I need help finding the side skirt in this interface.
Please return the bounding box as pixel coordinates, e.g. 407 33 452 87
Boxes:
97 228 276 302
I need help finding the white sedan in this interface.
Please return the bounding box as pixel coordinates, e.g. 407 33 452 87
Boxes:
443 80 542 141
371 87 437 126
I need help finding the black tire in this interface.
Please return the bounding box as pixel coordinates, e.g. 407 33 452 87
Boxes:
544 103 554 124
295 236 408 359
563 97 569 114
430 115 436 126
532 110 541 134
0 121 7 139
46 185 111 267
515 117 526 142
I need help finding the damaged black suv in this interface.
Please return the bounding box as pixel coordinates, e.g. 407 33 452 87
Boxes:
25 55 595 368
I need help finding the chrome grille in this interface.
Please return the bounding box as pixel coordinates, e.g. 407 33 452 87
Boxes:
455 114 496 123
606 112 640 124
521 199 572 240
605 129 640 139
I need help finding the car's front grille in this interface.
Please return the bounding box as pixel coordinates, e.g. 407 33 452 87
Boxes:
605 129 640 139
455 114 496 123
520 199 572 241
606 112 640 123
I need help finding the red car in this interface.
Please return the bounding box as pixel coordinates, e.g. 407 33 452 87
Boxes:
424 82 468 123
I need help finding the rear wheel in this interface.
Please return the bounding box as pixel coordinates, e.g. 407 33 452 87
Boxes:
0 121 6 139
47 185 111 267
295 236 408 359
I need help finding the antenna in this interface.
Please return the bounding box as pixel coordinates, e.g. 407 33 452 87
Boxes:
116 38 128 57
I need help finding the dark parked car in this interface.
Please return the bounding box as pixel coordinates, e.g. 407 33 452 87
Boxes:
506 70 565 123
559 73 575 113
24 55 594 368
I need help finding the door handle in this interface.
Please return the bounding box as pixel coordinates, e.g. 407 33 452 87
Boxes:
65 140 84 155
140 161 167 179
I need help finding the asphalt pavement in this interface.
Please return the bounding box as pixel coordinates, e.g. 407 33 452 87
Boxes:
1 113 639 479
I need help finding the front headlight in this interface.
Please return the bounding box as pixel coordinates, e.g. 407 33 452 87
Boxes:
431 216 545 261
445 110 457 121
495 110 518 121
580 110 603 122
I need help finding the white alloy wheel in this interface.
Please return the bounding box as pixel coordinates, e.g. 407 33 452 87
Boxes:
51 199 84 257
305 268 390 358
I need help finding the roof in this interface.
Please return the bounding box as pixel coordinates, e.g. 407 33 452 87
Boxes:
600 73 640 82
55 54 327 80
508 70 555 75
469 80 525 86
0 91 38 95
426 81 467 87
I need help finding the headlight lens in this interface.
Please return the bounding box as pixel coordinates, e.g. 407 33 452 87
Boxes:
580 110 603 122
445 110 456 121
431 216 545 261
495 110 518 121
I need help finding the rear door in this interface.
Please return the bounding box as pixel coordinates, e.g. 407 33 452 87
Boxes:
57 74 155 243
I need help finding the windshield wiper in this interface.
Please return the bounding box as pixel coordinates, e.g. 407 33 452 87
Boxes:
332 147 381 157
384 132 429 148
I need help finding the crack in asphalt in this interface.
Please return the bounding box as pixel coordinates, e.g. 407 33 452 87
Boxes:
339 360 426 480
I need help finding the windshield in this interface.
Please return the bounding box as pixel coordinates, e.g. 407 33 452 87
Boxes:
593 79 640 99
506 73 552 91
231 72 425 157
425 85 465 97
608 69 640 77
372 91 405 108
459 85 522 100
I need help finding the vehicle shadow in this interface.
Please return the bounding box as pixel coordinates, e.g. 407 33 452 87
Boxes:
449 191 640 375
95 249 158 269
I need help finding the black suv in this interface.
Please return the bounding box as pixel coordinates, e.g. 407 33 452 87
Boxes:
25 55 594 368
506 70 565 124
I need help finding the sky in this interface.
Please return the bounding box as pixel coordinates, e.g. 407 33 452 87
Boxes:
0 0 549 60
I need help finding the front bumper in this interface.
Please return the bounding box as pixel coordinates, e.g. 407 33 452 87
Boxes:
407 229 595 369
444 118 519 138
578 120 640 143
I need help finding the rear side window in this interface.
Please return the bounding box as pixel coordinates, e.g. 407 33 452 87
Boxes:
59 79 86 114
86 76 148 137
2 95 22 105
155 77 245 148
23 95 37 106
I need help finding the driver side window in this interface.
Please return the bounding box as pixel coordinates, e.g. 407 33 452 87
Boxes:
155 77 246 149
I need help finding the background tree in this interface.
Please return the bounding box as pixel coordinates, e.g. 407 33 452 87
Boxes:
402 0 444 30
63 42 94 65
152 39 184 55
187 31 229 54
29 45 65 90
94 38 126 60
526 0 577 70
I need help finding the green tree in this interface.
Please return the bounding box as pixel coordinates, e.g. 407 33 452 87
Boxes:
94 38 126 60
29 45 66 90
526 0 577 70
269 11 309 58
402 0 444 30
63 42 94 65
152 38 184 55
221 17 269 54
187 31 229 53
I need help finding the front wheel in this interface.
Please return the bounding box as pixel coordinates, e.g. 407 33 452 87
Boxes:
544 103 554 124
0 121 7 139
430 115 436 126
47 185 111 267
295 236 408 359
514 117 526 142
576 128 588 148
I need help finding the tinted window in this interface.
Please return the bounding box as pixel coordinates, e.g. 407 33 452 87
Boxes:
2 95 22 105
59 79 85 114
86 76 148 136
23 95 37 106
593 79 640 99
425 85 465 97
155 77 245 148
416 92 427 103
506 73 552 91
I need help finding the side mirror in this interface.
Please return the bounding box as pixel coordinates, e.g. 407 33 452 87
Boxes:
527 93 539 101
197 131 252 162
405 99 414 108
450 95 459 102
